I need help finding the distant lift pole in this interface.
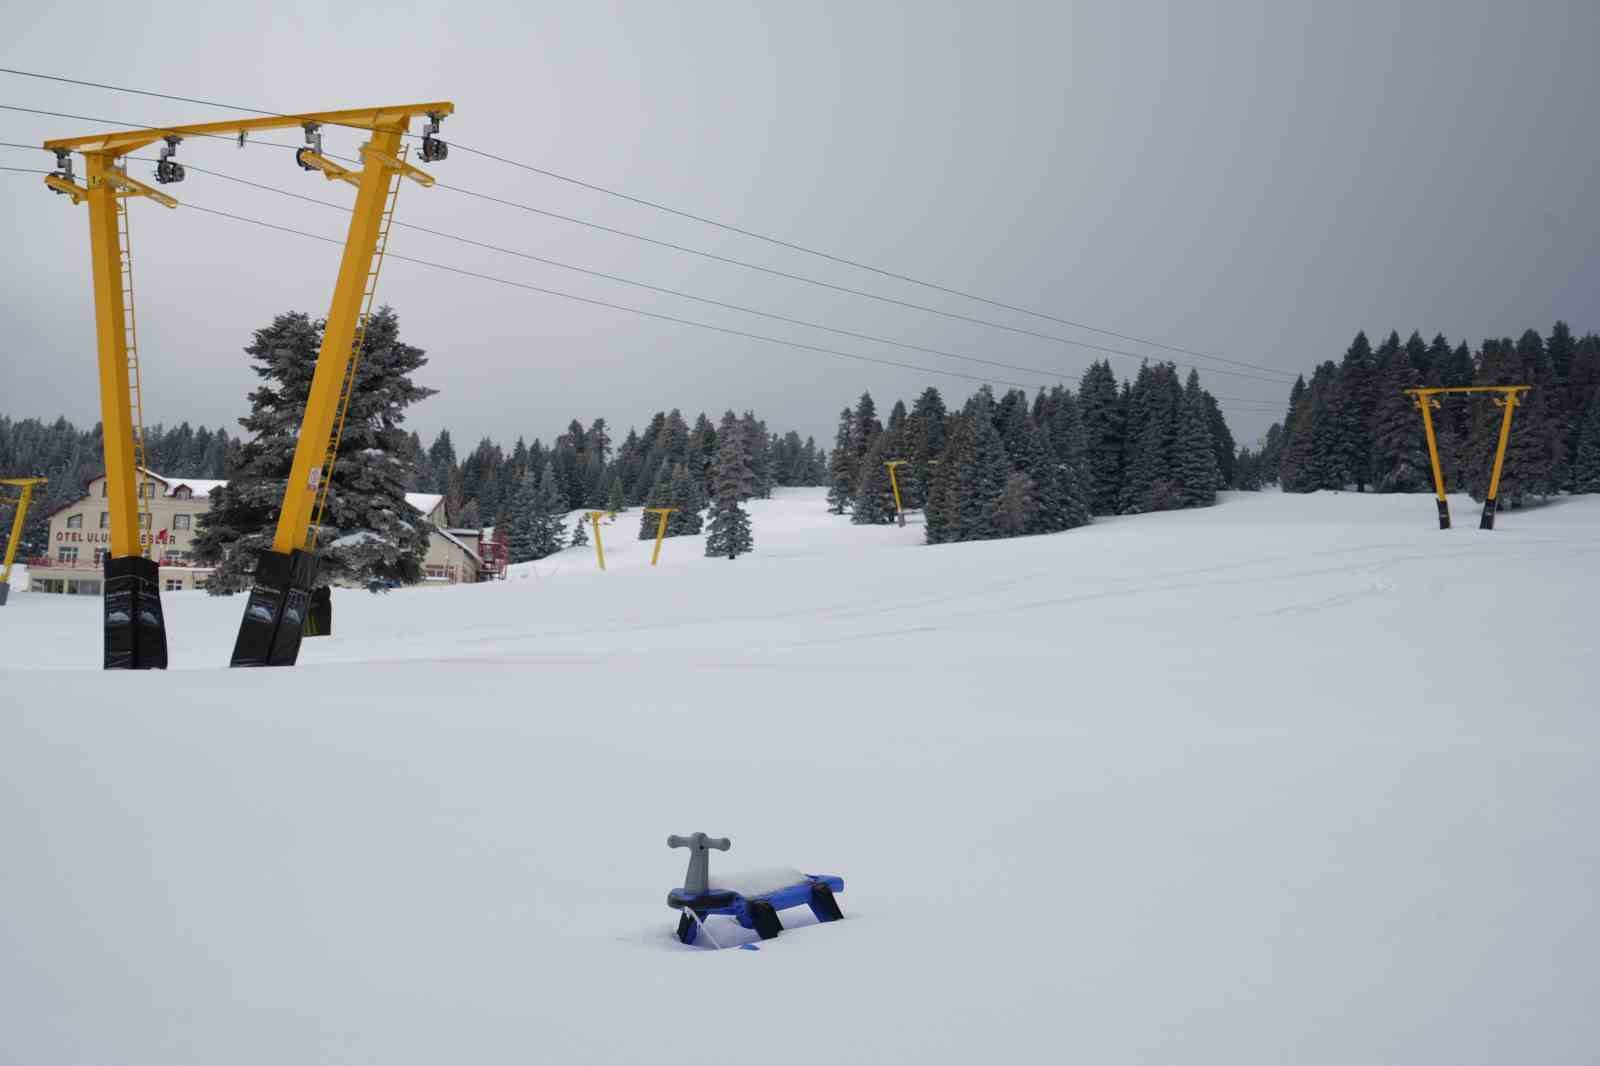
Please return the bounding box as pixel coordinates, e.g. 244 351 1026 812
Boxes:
1406 385 1531 530
643 507 677 565
43 101 453 669
0 477 47 606
884 460 909 527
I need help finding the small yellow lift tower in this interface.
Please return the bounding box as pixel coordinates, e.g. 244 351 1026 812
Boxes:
43 101 452 668
1 477 47 607
1405 385 1530 530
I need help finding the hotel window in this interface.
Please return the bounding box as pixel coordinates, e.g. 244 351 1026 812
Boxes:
57 546 79 564
173 487 192 500
140 512 152 528
165 579 184 592
66 513 83 529
101 482 107 497
94 547 108 566
173 513 192 530
100 512 110 528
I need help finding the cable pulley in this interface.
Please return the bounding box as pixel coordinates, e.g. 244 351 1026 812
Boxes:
48 149 74 194
295 122 323 171
154 136 185 184
418 111 448 163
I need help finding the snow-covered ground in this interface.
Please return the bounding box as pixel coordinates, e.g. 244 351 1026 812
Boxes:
2 489 1597 1065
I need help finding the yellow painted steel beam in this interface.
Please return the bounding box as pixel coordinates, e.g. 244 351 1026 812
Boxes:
1413 395 1450 529
297 150 362 187
884 460 908 526
85 153 143 559
43 102 454 155
1 478 46 584
644 507 676 566
1403 386 1532 397
44 174 87 204
1481 392 1521 530
102 167 179 209
586 511 612 571
271 128 406 553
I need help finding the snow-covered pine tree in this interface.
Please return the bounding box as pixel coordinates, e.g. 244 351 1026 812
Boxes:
531 462 567 558
605 474 626 514
638 465 670 539
1369 338 1431 492
569 513 589 548
1045 386 1093 530
950 390 1011 540
504 471 541 564
826 407 856 513
193 307 434 593
851 433 899 525
667 462 705 535
705 420 754 559
1333 331 1380 491
1077 360 1124 515
851 392 881 466
905 386 947 510
1176 371 1221 508
1572 389 1600 492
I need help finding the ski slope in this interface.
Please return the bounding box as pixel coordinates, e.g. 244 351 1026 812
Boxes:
2 489 1597 1065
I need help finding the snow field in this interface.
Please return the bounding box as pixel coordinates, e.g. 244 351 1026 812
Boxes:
1 489 1597 1064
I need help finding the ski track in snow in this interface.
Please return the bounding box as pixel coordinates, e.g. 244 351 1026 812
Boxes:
2 488 1598 1066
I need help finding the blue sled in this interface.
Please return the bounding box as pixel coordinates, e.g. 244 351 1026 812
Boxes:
668 874 845 945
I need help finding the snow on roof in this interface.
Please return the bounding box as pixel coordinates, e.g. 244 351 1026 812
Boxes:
434 527 483 566
405 492 445 517
166 478 227 497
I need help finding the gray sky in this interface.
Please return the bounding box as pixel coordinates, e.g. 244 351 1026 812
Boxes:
3 0 1596 451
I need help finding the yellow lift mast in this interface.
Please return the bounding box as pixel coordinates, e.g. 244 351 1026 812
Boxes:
43 101 452 669
1405 385 1531 530
884 460 910 527
0 477 47 607
643 507 678 565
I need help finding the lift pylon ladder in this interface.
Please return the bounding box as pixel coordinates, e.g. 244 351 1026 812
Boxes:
0 477 48 607
43 101 452 669
1405 385 1531 530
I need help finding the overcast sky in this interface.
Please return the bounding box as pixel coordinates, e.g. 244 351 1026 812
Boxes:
3 0 1596 451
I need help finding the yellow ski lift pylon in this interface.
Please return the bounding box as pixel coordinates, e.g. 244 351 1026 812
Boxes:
884 460 910 527
0 477 47 606
43 100 453 669
643 507 678 565
1404 385 1531 530
585 511 617 571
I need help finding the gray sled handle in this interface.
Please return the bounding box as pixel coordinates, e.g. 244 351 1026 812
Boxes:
668 833 730 895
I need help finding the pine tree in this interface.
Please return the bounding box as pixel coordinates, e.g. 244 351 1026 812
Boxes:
705 421 754 559
851 433 899 525
1370 338 1431 492
1333 331 1379 491
605 475 626 514
1176 370 1221 507
1276 375 1309 488
948 390 1011 540
505 472 541 564
193 307 434 592
1078 361 1125 515
666 462 706 535
569 513 589 548
1572 390 1600 492
1045 387 1093 530
530 463 567 558
637 465 670 540
826 407 856 513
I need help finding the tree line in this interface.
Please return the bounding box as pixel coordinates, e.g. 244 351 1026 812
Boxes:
489 406 807 564
829 360 1233 544
1245 324 1600 504
0 414 239 557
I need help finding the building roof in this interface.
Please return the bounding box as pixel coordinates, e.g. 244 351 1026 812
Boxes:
404 492 445 517
433 526 483 566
